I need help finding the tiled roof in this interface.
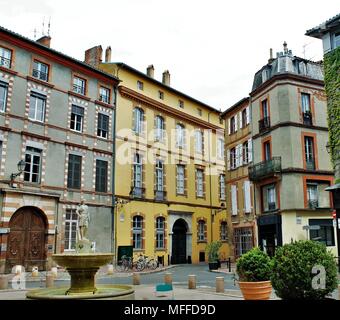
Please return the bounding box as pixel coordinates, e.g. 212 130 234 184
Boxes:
305 13 340 36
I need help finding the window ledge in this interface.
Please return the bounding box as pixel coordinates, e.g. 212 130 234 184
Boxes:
68 91 91 101
95 100 114 109
26 76 54 88
0 66 17 75
197 240 207 243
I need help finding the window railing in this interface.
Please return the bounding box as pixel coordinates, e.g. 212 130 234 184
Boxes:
303 111 313 126
99 94 109 103
248 156 281 181
0 56 11 68
268 202 277 211
130 186 145 199
32 69 48 81
308 199 319 209
306 158 316 170
73 84 85 95
155 190 167 201
259 116 271 133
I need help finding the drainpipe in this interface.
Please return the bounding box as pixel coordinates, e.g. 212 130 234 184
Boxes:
208 112 213 242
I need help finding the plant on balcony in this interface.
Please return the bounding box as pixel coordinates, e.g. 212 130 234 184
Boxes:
236 247 273 300
206 241 222 270
271 240 337 300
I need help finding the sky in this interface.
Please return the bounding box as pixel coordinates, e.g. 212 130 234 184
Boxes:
0 0 339 111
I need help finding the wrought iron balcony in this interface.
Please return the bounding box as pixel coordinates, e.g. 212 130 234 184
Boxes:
0 56 11 68
258 116 270 133
306 158 316 170
308 199 319 209
154 190 167 201
73 84 85 95
248 156 281 181
303 111 313 126
130 186 145 199
32 69 48 81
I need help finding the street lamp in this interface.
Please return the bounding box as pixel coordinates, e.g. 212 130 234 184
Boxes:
10 160 25 187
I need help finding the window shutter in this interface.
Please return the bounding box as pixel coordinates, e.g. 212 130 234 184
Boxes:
244 180 251 213
248 138 253 162
132 108 136 132
238 144 243 166
228 119 231 135
246 106 250 124
235 114 238 132
231 185 238 216
239 112 243 129
227 149 230 171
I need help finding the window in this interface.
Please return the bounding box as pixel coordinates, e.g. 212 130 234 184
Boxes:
264 141 271 161
197 108 202 116
29 92 46 122
309 219 335 246
242 108 247 128
219 174 225 200
64 210 78 251
306 180 331 208
243 141 249 164
176 123 185 148
95 159 108 192
220 222 228 241
234 227 253 257
307 183 318 208
196 168 204 197
230 147 236 169
97 113 109 138
67 154 82 189
195 130 203 154
0 47 12 68
304 136 315 170
155 115 165 141
99 87 110 104
156 217 165 249
137 80 143 90
158 91 164 100
262 184 276 212
0 82 8 112
198 220 206 241
24 147 41 183
333 32 340 49
73 76 86 95
176 164 185 195
132 216 143 249
179 100 184 108
217 138 224 158
231 185 238 216
70 105 84 132
32 60 49 81
133 153 143 188
244 180 252 213
155 159 164 192
261 99 269 119
301 93 312 125
230 116 236 134
133 107 144 135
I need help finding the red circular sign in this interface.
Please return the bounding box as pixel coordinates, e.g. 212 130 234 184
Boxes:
332 210 337 219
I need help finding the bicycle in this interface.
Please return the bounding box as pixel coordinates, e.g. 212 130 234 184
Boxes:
115 255 133 272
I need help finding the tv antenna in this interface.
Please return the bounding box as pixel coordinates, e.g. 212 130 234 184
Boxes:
302 42 312 59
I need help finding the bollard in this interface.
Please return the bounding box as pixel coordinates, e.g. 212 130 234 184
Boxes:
164 272 172 285
0 275 8 290
51 267 58 279
188 275 196 289
14 265 23 276
46 272 54 288
132 272 141 285
32 266 39 278
107 264 114 275
216 276 224 293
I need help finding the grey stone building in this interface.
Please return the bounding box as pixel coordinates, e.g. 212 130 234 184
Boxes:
249 42 336 256
0 26 119 272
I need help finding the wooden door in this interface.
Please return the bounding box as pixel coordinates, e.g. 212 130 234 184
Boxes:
6 207 46 271
171 219 187 264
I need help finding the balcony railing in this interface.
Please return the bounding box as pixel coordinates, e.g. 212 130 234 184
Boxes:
130 186 145 199
73 84 85 95
308 199 319 209
259 116 271 133
303 111 313 126
155 190 167 201
249 156 282 181
306 158 316 170
32 69 48 81
0 56 11 68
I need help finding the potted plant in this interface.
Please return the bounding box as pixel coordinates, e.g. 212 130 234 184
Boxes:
206 241 222 271
271 240 337 300
236 247 272 300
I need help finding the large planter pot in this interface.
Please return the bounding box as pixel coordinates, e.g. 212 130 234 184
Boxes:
208 262 219 271
239 281 272 300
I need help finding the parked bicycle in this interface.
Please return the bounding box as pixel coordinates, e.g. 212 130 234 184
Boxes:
134 254 158 271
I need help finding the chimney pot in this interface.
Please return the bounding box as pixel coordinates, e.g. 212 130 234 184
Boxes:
162 70 170 86
268 48 274 63
283 41 288 54
36 35 51 48
105 46 112 63
147 65 154 78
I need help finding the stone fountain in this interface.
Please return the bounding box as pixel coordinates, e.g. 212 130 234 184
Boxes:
27 201 134 300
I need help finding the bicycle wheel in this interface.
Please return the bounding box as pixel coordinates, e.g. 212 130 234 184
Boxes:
135 260 145 272
148 259 158 270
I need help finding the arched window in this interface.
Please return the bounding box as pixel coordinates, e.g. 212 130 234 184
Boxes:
155 217 165 249
132 215 143 249
176 123 185 148
133 107 144 134
155 115 165 141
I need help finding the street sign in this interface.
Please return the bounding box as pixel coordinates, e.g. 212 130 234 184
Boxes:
332 210 337 219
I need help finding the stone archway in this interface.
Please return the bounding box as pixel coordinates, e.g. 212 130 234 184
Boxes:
6 206 47 272
171 218 188 264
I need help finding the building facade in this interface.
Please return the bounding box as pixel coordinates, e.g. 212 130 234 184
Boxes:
249 43 336 256
0 27 119 272
86 50 231 265
221 97 255 260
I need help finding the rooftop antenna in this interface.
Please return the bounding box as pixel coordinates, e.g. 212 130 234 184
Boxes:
47 17 51 36
34 28 37 39
302 42 312 59
42 16 45 36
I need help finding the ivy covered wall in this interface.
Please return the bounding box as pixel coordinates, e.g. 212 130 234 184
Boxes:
324 46 340 183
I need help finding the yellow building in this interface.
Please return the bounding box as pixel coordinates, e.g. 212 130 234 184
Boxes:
83 47 231 264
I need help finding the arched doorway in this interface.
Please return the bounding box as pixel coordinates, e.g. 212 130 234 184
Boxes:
171 218 188 264
6 206 47 271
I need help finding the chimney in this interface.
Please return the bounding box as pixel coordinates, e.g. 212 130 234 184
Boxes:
84 45 103 68
36 35 51 48
283 41 288 54
162 70 170 86
146 65 154 78
268 48 274 63
105 46 112 63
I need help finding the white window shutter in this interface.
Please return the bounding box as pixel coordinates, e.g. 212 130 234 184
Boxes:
235 114 238 132
244 180 251 213
239 144 243 166
239 112 243 129
231 185 238 216
235 145 239 167
227 149 230 171
248 138 253 163
246 106 250 125
228 119 231 135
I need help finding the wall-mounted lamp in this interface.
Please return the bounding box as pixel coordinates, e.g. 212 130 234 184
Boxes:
10 160 25 187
